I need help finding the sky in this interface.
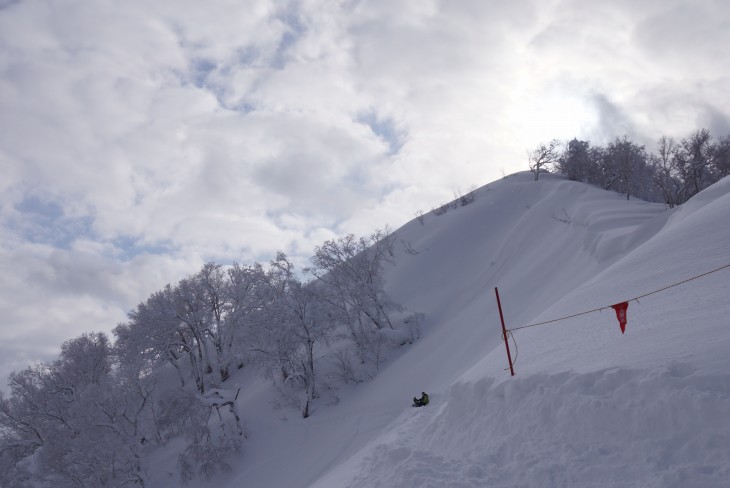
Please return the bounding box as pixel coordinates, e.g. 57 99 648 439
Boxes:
1 0 729 388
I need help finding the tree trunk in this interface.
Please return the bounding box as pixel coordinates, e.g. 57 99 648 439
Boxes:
302 398 309 419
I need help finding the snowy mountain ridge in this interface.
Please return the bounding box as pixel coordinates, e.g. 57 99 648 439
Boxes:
160 171 730 488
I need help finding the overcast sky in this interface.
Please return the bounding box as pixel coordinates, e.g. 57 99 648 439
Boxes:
1 0 728 388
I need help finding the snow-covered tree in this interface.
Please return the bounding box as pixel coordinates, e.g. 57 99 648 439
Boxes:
0 333 154 486
115 285 194 390
307 229 401 367
250 253 336 418
198 262 265 382
116 264 248 395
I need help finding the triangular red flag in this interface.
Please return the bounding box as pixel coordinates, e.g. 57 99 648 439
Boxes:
611 301 629 334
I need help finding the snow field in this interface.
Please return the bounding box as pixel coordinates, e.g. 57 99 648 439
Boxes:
310 174 730 487
168 172 730 488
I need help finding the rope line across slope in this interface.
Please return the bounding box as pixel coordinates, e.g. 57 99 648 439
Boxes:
507 262 730 333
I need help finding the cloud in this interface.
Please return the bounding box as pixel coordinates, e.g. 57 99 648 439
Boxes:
587 92 637 145
0 237 197 389
701 107 730 138
1 0 729 388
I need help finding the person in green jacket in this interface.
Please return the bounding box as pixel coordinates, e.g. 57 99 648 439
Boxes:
413 392 429 407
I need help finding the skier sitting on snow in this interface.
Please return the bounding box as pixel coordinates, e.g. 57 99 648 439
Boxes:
413 392 429 407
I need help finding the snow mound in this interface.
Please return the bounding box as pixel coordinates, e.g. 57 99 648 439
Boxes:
318 365 730 488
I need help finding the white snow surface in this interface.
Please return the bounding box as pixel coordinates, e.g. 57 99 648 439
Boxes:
155 172 730 488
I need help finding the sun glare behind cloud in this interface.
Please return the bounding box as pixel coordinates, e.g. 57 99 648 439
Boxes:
509 85 599 151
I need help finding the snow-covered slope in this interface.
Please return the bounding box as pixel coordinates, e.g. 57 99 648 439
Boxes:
171 172 730 488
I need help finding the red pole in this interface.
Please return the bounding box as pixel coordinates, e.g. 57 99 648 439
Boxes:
494 287 515 376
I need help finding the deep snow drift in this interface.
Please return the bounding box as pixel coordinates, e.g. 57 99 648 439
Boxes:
161 172 730 488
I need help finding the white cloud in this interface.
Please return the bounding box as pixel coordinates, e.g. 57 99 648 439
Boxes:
1 0 729 388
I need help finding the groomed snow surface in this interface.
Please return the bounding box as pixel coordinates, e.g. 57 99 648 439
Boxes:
159 172 730 488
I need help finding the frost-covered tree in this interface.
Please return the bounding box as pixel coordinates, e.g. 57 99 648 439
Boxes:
603 136 651 200
0 374 45 486
307 229 401 367
674 129 715 198
250 253 336 418
150 387 242 482
554 136 657 201
528 139 560 181
533 129 730 204
556 138 591 182
200 262 265 382
172 274 219 393
117 272 229 394
116 264 252 395
115 285 194 390
0 333 154 486
710 133 730 179
649 136 682 207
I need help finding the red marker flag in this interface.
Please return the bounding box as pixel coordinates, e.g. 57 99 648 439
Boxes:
611 301 629 334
